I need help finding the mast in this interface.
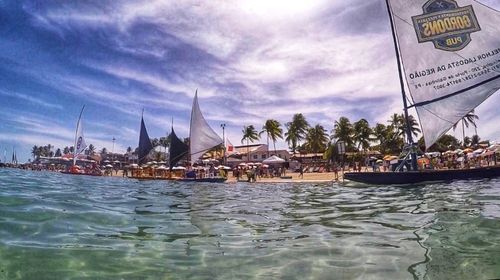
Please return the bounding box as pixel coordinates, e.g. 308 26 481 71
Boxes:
73 105 85 166
384 0 418 171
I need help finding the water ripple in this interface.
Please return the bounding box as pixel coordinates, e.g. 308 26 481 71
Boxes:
0 169 499 279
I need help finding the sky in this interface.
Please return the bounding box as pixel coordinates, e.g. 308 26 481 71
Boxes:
0 0 498 163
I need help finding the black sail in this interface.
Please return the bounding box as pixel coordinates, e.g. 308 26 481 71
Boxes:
169 127 188 170
138 117 153 165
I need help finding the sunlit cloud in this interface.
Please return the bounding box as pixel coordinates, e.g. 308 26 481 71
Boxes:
0 0 498 162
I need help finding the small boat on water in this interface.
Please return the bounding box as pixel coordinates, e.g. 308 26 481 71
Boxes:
61 106 102 176
185 90 227 183
344 166 500 185
344 0 500 185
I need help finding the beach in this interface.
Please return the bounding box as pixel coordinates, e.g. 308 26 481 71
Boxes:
105 169 344 183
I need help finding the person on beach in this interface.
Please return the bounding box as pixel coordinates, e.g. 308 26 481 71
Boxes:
299 165 304 179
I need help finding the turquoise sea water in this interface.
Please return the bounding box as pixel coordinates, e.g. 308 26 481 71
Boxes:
0 168 499 280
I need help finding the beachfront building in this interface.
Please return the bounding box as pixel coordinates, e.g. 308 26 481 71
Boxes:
228 144 290 163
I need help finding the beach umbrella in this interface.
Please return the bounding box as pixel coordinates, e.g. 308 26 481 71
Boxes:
481 151 495 157
130 164 139 169
376 159 383 163
105 164 113 168
113 160 120 164
103 160 110 163
418 158 430 165
156 165 168 170
238 163 247 166
172 166 186 170
216 165 231 170
262 164 269 168
473 148 484 154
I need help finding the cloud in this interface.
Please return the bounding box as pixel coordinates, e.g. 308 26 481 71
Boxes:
0 0 498 162
0 89 63 110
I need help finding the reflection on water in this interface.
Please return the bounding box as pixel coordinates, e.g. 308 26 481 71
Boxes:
0 169 499 279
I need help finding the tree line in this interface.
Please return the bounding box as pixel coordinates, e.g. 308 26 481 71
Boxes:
241 110 483 160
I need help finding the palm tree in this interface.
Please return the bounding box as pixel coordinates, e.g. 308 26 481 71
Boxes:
63 146 70 155
55 148 62 157
159 137 169 153
304 124 329 154
453 109 478 147
332 117 353 150
127 146 133 154
241 125 260 162
87 144 96 155
285 113 309 154
373 123 387 148
463 136 471 147
402 115 421 140
151 138 160 147
260 119 283 157
353 119 372 151
100 147 107 155
31 145 38 160
389 113 420 142
471 134 480 147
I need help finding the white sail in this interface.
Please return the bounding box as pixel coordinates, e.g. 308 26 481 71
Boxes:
388 0 500 148
189 91 223 164
73 106 87 165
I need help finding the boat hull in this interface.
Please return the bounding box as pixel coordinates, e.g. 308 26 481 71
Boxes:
344 166 500 185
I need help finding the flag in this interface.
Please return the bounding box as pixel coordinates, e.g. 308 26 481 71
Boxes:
226 138 234 154
387 0 500 148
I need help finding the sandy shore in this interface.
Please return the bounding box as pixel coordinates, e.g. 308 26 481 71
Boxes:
109 170 346 183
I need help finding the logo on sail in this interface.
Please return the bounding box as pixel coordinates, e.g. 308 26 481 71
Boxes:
412 0 480 51
76 136 83 150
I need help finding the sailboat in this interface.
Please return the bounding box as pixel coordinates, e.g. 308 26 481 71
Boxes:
180 90 227 183
137 110 154 166
168 126 189 171
127 110 159 179
344 0 500 185
62 106 102 176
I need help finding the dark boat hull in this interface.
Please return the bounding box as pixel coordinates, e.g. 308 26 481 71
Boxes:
344 166 500 185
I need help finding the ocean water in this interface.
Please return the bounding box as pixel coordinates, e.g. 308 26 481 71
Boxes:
0 169 499 280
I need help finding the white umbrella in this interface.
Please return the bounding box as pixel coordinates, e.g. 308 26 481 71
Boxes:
105 164 113 168
172 166 186 170
113 160 120 163
103 160 110 163
473 148 484 154
156 165 168 170
130 164 139 168
216 165 231 170
238 163 247 166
